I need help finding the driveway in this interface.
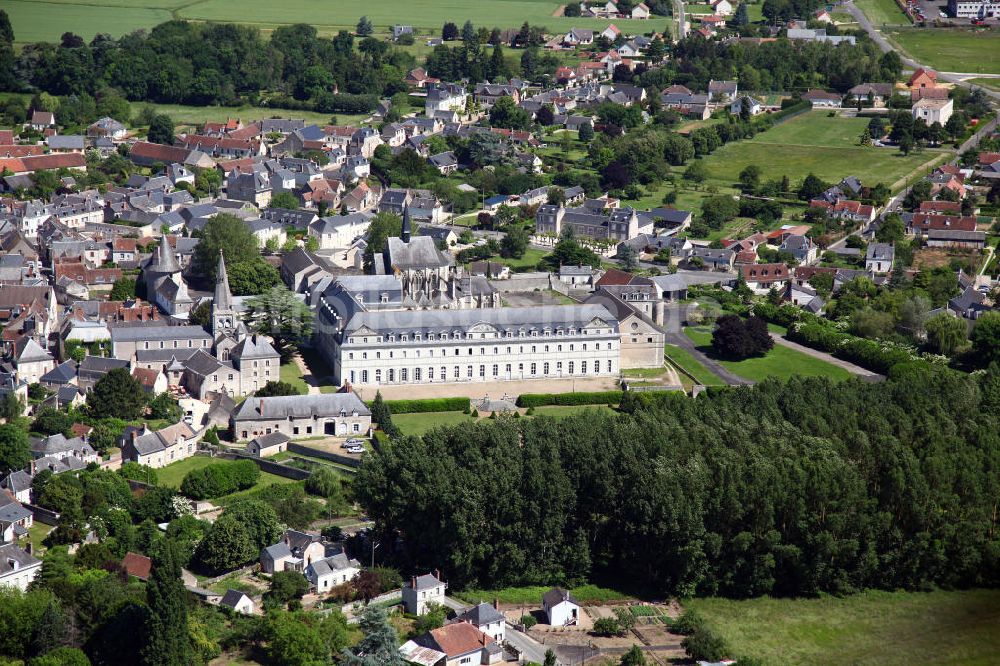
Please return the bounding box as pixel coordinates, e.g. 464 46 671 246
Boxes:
769 333 884 382
665 331 754 386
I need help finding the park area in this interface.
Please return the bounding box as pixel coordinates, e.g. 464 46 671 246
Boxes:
392 403 620 436
889 28 1000 75
686 589 1000 665
155 455 299 504
695 111 951 192
7 0 662 43
684 325 852 383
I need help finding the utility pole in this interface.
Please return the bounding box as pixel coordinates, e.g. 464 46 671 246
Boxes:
370 540 381 568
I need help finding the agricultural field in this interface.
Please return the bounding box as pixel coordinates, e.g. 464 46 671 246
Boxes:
687 589 1000 666
8 0 667 44
889 28 1000 75
694 111 950 191
854 0 909 26
684 326 852 382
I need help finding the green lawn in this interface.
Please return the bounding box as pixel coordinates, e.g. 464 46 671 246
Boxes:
490 247 549 272
664 343 724 386
967 78 1000 91
11 0 663 43
684 326 851 382
27 523 54 557
687 589 1000 666
279 362 310 395
129 102 369 128
213 472 299 505
889 28 1000 75
855 0 909 26
156 456 219 489
456 583 630 606
696 112 950 191
530 405 617 418
393 411 475 435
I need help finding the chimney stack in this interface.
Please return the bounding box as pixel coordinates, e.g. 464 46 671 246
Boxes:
435 568 440 581
493 598 499 611
411 575 416 589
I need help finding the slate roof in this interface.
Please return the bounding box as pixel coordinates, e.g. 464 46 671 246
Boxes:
0 544 39 576
262 542 293 561
309 553 360 577
340 305 619 337
543 587 579 608
233 393 371 421
251 432 289 449
231 335 278 360
458 602 505 626
220 589 252 609
111 325 212 343
409 572 444 591
14 337 53 364
1 470 32 496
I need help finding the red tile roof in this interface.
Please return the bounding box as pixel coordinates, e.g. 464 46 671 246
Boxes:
122 552 152 580
910 213 977 233
741 262 790 281
130 141 191 164
595 267 635 286
428 622 493 657
918 200 962 214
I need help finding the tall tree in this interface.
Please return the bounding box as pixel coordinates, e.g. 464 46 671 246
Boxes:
192 214 263 280
925 313 967 356
342 605 406 666
147 114 175 145
242 285 314 360
356 16 374 36
0 424 29 475
143 541 192 666
89 367 146 419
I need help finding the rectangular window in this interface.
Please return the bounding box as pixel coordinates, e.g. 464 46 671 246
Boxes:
530 363 536 375
568 361 574 374
492 364 498 377
479 365 485 377
543 362 550 374
608 360 613 372
467 365 473 378
428 367 434 380
581 361 587 374
400 368 408 381
353 423 360 432
454 366 460 378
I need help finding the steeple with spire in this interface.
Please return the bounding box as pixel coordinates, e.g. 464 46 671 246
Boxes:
212 250 237 336
152 232 181 274
401 203 411 243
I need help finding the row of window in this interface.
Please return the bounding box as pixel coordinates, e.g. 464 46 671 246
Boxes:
349 360 614 384
349 328 613 344
141 339 210 350
349 342 614 361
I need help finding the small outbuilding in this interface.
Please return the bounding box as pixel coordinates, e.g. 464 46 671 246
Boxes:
246 432 289 458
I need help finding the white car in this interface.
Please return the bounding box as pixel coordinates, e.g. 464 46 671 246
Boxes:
346 445 365 454
939 11 948 17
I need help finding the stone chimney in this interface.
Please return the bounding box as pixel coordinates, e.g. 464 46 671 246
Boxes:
493 598 499 611
434 568 440 581
411 575 417 589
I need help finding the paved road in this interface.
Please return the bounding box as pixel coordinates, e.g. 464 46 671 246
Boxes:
844 1 1000 101
769 333 884 381
674 0 687 39
665 331 754 386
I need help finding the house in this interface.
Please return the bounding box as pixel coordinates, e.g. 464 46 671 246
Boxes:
261 529 326 573
406 68 440 89
741 263 791 294
87 117 128 140
425 83 468 118
779 234 818 264
1 471 32 504
711 0 734 15
813 7 833 21
601 24 621 40
912 98 953 126
220 590 255 615
429 151 459 175
28 111 56 131
457 601 506 643
926 229 986 249
907 68 938 96
122 552 152 581
392 25 414 40
802 90 843 107
866 243 895 273
244 432 288 458
0 543 41 591
0 493 32 543
412 622 502 666
631 2 651 18
46 135 85 152
419 225 459 247
563 28 595 46
13 336 55 384
77 355 130 391
121 421 198 469
906 213 977 237
847 83 894 107
399 641 447 666
402 571 447 615
132 366 168 394
730 96 763 116
307 213 374 250
686 246 735 271
232 393 372 441
305 553 361 592
543 588 580 626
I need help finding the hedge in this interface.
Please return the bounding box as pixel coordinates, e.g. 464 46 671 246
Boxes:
179 459 260 500
515 391 623 408
787 322 918 375
379 397 470 414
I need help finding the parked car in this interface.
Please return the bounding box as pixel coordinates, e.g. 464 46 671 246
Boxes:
345 438 365 446
939 11 948 17
346 445 365 454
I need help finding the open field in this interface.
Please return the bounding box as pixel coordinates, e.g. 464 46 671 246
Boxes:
129 102 368 128
685 326 852 382
854 0 909 26
9 0 666 44
456 584 630 606
687 589 1000 666
889 28 1000 75
966 77 1000 91
393 404 618 435
695 112 950 190
280 361 310 395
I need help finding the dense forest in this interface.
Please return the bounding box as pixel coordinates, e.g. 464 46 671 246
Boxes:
357 364 1000 597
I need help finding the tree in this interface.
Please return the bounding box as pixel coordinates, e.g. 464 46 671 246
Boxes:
265 570 311 610
970 311 1000 367
342 605 406 666
30 647 90 666
370 391 400 439
256 380 302 397
594 617 622 636
362 212 403 271
544 649 557 666
578 122 595 142
461 20 476 44
732 2 750 26
227 260 281 296
501 227 529 259
143 541 193 666
536 104 555 127
305 468 345 507
148 392 182 421
711 315 773 360
442 22 459 40
797 173 827 201
192 214 263 281
700 195 739 229
0 9 13 44
147 114 174 146
925 313 967 356
489 96 531 130
270 191 299 210
356 16 373 36
684 160 708 185
30 407 74 437
620 645 647 666
851 307 894 339
738 165 761 194
242 285 314 360
0 424 29 476
196 514 256 572
875 214 905 243
618 244 640 271
89 367 146 419
683 627 728 662
0 392 23 423
109 277 136 301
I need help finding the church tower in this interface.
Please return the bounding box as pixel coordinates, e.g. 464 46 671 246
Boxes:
401 203 411 243
212 250 237 337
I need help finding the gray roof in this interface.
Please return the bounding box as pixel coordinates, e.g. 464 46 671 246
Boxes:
543 587 578 608
0 543 40 576
410 573 443 591
251 432 289 449
135 348 198 364
458 602 505 626
1 470 32 495
32 433 91 457
231 335 279 361
309 553 360 577
386 236 452 271
0 499 32 525
341 304 619 337
79 355 130 374
111 325 213 342
40 360 77 384
46 135 85 150
182 349 226 377
262 542 292 561
220 589 251 609
866 243 895 260
15 338 54 364
234 392 371 422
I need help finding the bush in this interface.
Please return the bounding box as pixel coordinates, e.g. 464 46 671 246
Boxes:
119 462 158 485
669 609 704 635
682 626 728 661
380 397 469 414
515 391 623 408
179 460 260 499
593 617 622 636
711 315 773 360
520 614 537 629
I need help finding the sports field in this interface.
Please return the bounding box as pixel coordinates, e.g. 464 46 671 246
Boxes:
889 28 1000 75
7 0 665 43
695 111 950 191
687 589 1000 665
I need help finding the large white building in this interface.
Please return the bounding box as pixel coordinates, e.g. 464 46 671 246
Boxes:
948 0 999 18
912 98 953 126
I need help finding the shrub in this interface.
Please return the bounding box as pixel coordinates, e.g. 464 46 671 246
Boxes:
711 315 773 360
119 461 158 485
179 459 260 499
520 614 537 629
380 397 469 414
682 626 728 661
515 391 623 408
669 608 704 635
593 617 622 636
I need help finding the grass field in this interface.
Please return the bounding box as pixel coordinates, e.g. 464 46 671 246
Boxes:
687 589 1000 665
10 0 667 44
664 343 725 386
129 102 368 128
854 0 909 26
155 456 297 501
489 247 548 272
393 405 618 435
279 361 310 395
695 111 950 191
889 28 1000 75
967 78 1000 91
456 583 630 606
685 326 851 382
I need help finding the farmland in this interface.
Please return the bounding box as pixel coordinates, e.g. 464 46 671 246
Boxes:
694 111 950 191
8 0 666 44
889 28 1000 75
687 589 1000 666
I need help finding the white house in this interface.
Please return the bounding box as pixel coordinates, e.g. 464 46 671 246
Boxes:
308 213 374 250
631 2 652 18
305 553 361 592
542 588 580 626
0 543 41 591
711 0 734 15
457 602 506 643
220 589 255 615
260 529 326 573
912 98 954 126
402 571 447 615
866 243 895 273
